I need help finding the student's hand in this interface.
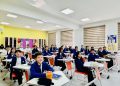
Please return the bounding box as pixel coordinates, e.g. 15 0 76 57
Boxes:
46 71 53 79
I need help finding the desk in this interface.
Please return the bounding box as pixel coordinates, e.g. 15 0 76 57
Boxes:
2 59 12 62
57 58 74 62
26 71 70 86
43 55 55 58
84 62 104 68
95 58 110 62
13 64 30 81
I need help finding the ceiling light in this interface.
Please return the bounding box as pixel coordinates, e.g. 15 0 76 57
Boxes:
0 22 10 25
61 8 74 15
6 14 18 18
25 25 31 28
36 20 44 24
55 25 61 28
81 18 90 22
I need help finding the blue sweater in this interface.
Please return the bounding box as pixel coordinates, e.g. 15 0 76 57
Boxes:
30 61 54 79
42 50 52 56
88 53 99 62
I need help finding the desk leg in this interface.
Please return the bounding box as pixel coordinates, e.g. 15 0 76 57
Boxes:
25 71 29 81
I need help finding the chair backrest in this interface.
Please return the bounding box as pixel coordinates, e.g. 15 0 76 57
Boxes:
48 58 55 66
66 61 72 70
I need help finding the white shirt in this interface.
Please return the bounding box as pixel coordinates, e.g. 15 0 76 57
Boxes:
24 48 32 54
16 57 21 65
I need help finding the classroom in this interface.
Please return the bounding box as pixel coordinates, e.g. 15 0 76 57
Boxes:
0 0 120 86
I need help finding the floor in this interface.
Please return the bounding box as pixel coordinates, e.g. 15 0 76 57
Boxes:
0 65 120 86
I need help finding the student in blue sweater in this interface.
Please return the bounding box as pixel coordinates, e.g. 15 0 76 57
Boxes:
7 47 16 59
10 50 26 85
42 46 52 56
73 46 79 59
30 52 54 79
85 46 90 55
75 52 96 86
55 47 66 71
88 49 99 62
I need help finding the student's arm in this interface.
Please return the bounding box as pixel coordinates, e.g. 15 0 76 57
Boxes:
30 64 46 78
45 63 54 72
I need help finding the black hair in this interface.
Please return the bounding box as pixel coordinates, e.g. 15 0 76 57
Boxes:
15 50 22 53
76 51 80 57
58 47 63 53
90 49 94 52
34 52 43 59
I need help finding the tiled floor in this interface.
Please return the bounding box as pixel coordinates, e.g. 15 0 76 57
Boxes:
0 66 120 86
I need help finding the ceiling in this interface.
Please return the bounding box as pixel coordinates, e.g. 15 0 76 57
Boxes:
0 0 120 31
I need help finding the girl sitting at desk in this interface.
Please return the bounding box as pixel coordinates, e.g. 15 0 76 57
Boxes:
55 47 66 71
75 52 96 86
10 50 26 85
30 52 54 79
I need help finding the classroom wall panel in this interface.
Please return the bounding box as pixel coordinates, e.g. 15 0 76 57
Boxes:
48 33 56 47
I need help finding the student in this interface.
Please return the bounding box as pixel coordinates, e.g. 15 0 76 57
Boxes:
50 44 55 52
85 46 90 55
102 46 109 56
53 45 58 52
88 49 99 62
30 52 54 79
68 46 73 53
102 46 113 68
32 45 39 55
42 46 52 56
80 45 85 52
97 47 103 57
55 47 66 71
75 52 96 86
7 47 16 59
63 46 69 53
24 44 32 58
73 46 79 59
10 50 26 85
6 45 11 55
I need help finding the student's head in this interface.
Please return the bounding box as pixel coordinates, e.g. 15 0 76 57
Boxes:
76 52 82 58
86 46 89 49
98 47 102 51
51 44 54 48
11 47 16 53
75 46 78 51
45 46 49 50
0 44 4 49
90 49 95 54
15 50 22 58
59 47 63 53
81 45 84 48
103 46 106 50
6 45 11 51
26 44 30 48
34 52 43 64
91 46 94 49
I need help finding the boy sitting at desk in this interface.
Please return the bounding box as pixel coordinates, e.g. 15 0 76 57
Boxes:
10 50 26 85
88 49 99 62
30 52 54 79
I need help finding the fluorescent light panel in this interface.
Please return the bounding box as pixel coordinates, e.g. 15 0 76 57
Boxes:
36 20 44 24
81 18 90 22
0 22 10 25
61 8 74 15
6 14 18 18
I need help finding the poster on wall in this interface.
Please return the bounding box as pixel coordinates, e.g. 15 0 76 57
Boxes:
107 35 117 52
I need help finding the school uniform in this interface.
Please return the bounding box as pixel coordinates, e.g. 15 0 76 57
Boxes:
80 48 85 52
73 49 78 59
63 48 69 53
98 51 103 57
85 49 90 55
55 52 66 71
102 50 113 68
50 47 55 52
75 57 95 83
42 50 52 62
32 48 39 55
7 53 15 59
30 61 54 79
10 56 26 85
88 53 99 62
